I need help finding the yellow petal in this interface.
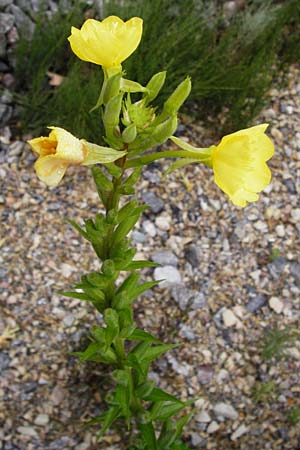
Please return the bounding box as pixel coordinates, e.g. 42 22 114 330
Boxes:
68 16 143 67
34 155 68 187
212 124 274 207
27 136 57 157
48 127 85 163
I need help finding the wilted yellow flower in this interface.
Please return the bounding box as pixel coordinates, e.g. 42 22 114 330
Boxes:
28 127 126 187
211 124 274 207
68 16 143 68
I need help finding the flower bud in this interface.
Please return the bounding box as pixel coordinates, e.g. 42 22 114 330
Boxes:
103 72 122 104
102 259 116 277
163 76 191 115
152 115 178 144
122 123 137 143
145 71 166 103
104 93 123 128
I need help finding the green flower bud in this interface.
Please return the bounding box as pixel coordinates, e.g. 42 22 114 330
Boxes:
145 71 166 103
106 209 118 224
152 115 178 144
102 259 116 277
103 72 122 104
163 76 191 115
122 123 137 143
104 93 123 128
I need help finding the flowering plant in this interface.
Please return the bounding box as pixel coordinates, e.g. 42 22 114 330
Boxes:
28 15 274 449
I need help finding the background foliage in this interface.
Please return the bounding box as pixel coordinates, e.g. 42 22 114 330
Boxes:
14 0 300 142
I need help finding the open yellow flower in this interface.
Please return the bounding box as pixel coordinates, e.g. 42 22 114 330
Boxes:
211 124 274 207
28 127 126 187
68 16 143 68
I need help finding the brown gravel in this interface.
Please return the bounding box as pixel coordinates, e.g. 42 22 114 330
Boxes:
1 65 300 450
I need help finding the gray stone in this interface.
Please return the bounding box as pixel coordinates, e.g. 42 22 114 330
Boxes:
171 286 194 310
131 230 147 243
0 352 10 370
184 243 201 267
0 0 12 8
197 365 214 384
154 266 181 288
0 33 6 57
8 141 24 156
142 191 164 213
190 291 207 309
213 402 239 420
246 294 267 313
152 250 178 267
180 324 196 340
0 104 12 126
0 13 14 34
8 5 34 37
290 262 300 286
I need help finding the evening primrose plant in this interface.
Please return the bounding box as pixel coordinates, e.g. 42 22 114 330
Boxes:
28 15 274 449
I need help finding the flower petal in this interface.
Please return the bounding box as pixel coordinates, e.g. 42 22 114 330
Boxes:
68 16 143 67
81 140 127 165
27 136 57 156
48 127 85 163
34 155 68 187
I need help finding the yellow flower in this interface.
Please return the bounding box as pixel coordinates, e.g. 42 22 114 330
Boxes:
28 127 126 187
211 124 274 207
68 16 143 68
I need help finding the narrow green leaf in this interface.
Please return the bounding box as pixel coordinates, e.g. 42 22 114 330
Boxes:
127 329 162 344
67 218 88 239
141 343 180 364
59 291 94 302
113 213 141 244
128 280 161 302
124 261 160 270
153 400 194 422
139 421 158 450
97 406 121 440
117 200 139 222
144 388 183 404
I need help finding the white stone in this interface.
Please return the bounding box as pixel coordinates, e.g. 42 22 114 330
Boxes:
143 220 156 237
222 309 238 327
61 262 75 278
17 426 38 437
231 424 248 440
291 208 300 222
275 224 285 237
34 414 49 426
155 215 171 231
195 410 211 423
269 296 284 314
213 402 239 420
207 421 220 433
154 266 181 287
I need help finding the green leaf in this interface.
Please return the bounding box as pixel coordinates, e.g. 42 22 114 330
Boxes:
91 165 113 192
117 200 139 222
115 383 131 425
97 406 121 440
112 369 130 386
87 272 108 288
113 213 141 244
135 381 155 399
59 291 94 302
152 400 194 422
144 71 166 103
152 403 185 422
144 388 183 404
138 421 158 450
127 329 162 344
128 280 161 302
121 78 148 93
124 261 160 270
67 218 88 239
141 343 180 364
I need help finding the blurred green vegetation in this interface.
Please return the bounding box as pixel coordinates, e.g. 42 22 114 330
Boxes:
14 0 300 143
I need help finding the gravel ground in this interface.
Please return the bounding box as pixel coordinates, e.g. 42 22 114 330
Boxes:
1 65 300 450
